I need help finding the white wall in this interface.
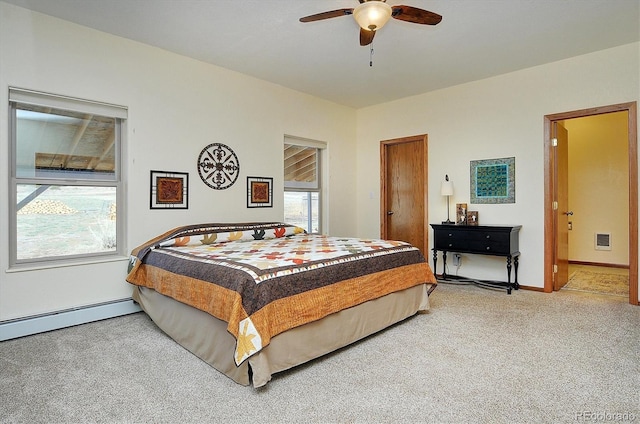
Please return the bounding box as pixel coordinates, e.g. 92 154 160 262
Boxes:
0 3 357 321
2 2 639 322
355 42 640 292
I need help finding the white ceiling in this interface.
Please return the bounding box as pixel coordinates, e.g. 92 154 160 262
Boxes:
4 0 639 108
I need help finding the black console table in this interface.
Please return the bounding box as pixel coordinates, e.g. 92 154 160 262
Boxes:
431 224 521 294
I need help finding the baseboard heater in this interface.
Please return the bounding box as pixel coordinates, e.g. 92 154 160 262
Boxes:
0 298 142 341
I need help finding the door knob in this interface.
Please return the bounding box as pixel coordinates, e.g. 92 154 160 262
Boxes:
564 211 574 216
387 211 394 215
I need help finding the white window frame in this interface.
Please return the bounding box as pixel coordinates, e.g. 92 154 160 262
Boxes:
284 136 326 234
8 88 127 268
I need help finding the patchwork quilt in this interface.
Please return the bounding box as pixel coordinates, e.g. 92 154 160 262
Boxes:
126 222 436 365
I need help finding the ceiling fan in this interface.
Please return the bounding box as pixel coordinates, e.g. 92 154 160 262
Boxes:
299 0 442 46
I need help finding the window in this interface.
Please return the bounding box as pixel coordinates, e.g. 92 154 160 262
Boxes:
9 88 127 266
284 138 324 233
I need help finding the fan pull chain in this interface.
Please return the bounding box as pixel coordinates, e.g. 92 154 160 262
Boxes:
369 42 374 67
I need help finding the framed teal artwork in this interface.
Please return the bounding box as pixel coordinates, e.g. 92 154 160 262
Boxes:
470 157 515 204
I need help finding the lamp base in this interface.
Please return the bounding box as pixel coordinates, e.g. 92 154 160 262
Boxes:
441 220 455 225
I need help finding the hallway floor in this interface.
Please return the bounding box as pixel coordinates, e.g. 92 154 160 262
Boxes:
565 264 629 297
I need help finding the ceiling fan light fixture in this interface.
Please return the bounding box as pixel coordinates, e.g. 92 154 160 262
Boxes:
353 1 392 31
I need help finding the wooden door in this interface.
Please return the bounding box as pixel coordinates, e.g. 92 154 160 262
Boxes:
380 135 428 256
554 122 570 290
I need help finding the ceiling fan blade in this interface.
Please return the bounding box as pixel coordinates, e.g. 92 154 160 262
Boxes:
360 28 375 46
391 5 442 25
299 9 353 23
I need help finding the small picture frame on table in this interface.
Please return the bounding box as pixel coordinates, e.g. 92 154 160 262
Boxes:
150 170 188 209
456 203 468 225
247 176 273 208
467 211 479 226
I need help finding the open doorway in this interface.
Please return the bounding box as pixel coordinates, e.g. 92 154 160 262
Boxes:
544 102 638 305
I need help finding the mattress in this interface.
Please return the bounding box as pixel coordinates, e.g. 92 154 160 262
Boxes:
132 282 434 387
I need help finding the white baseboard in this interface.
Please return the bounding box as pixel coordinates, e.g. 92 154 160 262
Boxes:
0 299 142 341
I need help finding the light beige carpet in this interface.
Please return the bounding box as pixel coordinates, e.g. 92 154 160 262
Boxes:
565 269 629 296
1 283 639 423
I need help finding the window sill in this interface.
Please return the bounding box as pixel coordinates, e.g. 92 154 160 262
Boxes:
6 255 130 273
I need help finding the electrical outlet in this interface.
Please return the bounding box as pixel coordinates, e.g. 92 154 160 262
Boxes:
453 253 461 266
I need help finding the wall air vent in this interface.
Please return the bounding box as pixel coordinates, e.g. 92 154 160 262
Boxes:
595 233 611 251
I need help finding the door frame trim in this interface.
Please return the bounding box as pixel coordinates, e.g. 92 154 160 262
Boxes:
543 102 638 305
380 134 429 255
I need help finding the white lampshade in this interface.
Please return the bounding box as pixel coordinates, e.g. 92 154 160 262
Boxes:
353 1 392 31
441 180 454 196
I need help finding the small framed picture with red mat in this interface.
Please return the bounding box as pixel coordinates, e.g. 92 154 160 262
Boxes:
150 170 188 209
247 176 273 208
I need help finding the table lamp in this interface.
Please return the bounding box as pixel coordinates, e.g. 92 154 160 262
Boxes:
441 174 454 224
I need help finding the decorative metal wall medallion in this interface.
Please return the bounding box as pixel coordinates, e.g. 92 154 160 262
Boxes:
197 143 240 190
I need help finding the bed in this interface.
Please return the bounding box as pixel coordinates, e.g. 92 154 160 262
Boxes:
126 222 437 387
